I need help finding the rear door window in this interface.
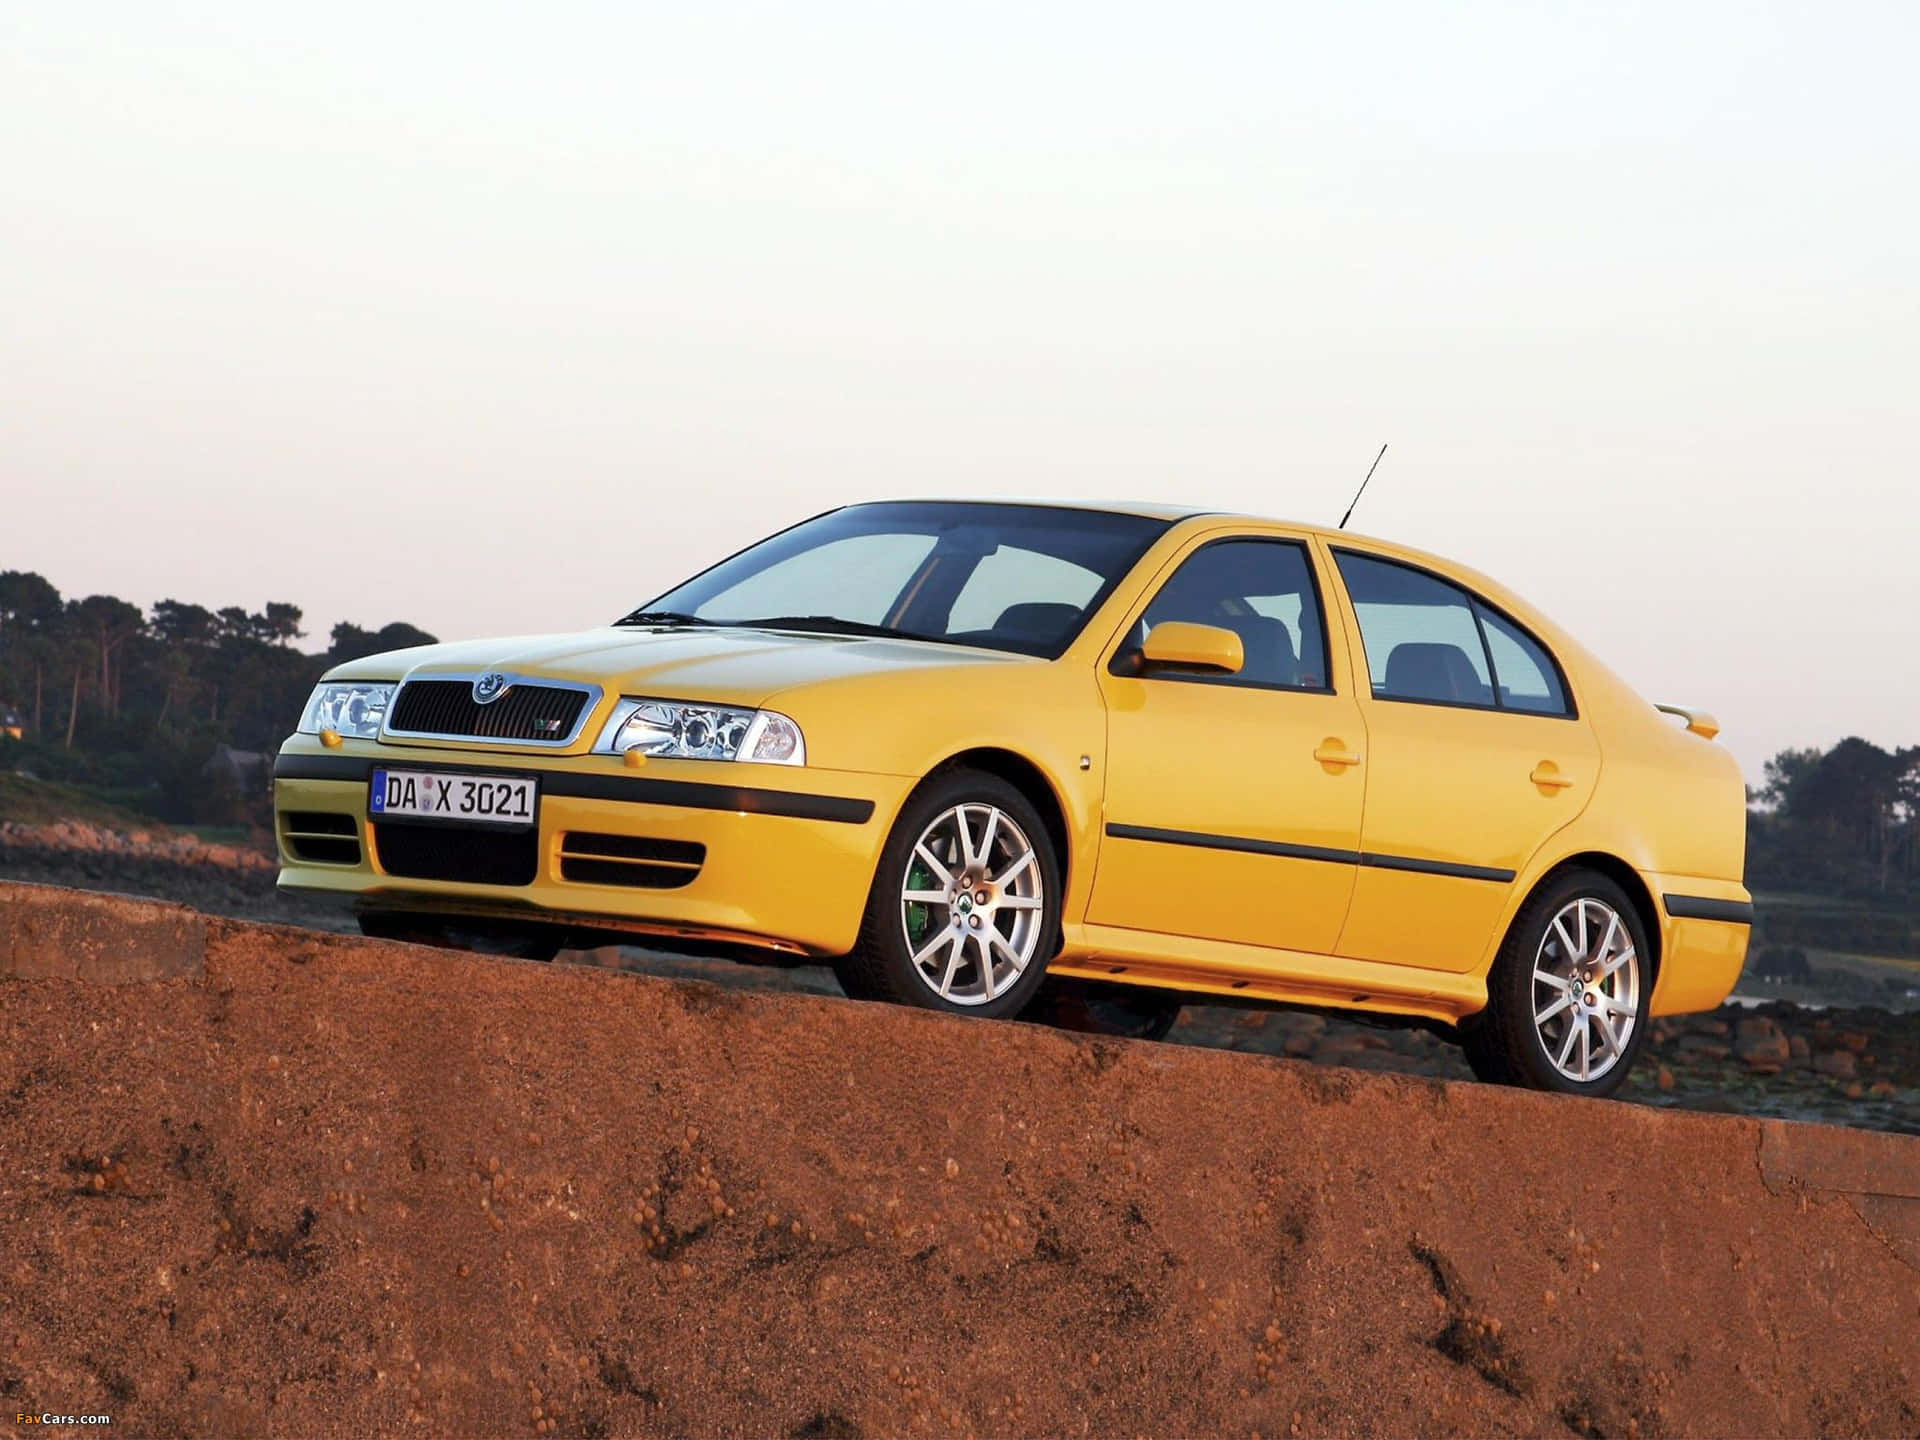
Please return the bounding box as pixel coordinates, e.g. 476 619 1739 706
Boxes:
1334 550 1573 716
1334 552 1493 706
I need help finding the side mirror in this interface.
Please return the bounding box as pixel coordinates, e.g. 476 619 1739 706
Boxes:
1140 621 1244 676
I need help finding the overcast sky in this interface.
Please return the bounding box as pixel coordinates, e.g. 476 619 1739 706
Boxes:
5 2 1915 778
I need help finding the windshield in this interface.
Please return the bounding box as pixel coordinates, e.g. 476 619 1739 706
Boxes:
625 502 1171 658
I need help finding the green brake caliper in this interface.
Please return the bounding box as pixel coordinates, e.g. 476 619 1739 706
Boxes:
905 857 938 946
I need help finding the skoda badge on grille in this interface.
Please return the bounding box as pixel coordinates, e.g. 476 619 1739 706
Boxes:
472 671 510 705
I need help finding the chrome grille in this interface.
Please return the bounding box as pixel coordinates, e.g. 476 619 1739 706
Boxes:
388 679 591 743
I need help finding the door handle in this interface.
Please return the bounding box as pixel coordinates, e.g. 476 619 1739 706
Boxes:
1530 763 1575 790
1314 741 1363 768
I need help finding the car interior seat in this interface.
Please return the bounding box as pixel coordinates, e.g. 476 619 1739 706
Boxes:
991 601 1084 648
1382 641 1490 704
1216 613 1297 686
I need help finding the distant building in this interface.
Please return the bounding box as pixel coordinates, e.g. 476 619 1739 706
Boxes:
0 704 24 741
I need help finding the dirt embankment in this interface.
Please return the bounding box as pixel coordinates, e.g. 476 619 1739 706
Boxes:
2 882 1918 1439
10 842 1920 1135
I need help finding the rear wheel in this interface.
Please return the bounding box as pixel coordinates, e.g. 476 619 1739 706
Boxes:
834 770 1060 1019
1462 868 1650 1097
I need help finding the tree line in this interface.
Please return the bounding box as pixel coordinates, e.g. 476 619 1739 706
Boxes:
0 569 433 824
1748 736 1919 907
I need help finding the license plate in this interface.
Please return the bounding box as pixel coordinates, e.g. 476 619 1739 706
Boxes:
369 769 538 827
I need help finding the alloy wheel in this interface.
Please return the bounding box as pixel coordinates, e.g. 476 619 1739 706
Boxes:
899 803 1046 1006
1531 897 1641 1083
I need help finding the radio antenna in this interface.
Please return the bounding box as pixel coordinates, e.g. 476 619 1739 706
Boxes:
1338 443 1389 530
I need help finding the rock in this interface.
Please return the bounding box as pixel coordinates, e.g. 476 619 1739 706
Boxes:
1313 1035 1373 1058
1838 1032 1870 1054
1688 1018 1731 1039
1656 1066 1675 1092
1812 1050 1857 1081
1677 1035 1731 1061
1733 1018 1790 1072
1788 1034 1811 1062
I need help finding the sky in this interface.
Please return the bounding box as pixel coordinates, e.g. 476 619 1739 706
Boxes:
4 2 1916 780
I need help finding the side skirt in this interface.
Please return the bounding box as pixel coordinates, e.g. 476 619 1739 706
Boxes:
1053 922 1486 1027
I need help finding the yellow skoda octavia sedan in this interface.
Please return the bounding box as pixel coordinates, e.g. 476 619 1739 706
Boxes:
276 501 1751 1096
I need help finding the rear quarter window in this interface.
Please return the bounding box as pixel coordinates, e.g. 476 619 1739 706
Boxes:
1478 605 1570 715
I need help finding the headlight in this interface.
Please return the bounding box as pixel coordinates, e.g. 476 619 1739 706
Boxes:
594 698 806 766
298 683 395 739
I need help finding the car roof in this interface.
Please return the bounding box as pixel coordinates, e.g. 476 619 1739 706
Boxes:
880 497 1213 522
880 496 1373 534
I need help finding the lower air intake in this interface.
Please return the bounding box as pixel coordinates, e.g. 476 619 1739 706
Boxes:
372 822 539 886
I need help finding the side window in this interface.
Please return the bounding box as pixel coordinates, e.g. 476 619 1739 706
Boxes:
1478 604 1570 715
1334 550 1573 716
1335 552 1494 706
1115 539 1331 691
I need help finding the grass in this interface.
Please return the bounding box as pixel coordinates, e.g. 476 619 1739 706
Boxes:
0 772 174 833
179 824 251 845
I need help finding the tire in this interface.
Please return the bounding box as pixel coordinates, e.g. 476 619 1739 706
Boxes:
1022 977 1182 1041
358 912 562 963
1461 868 1651 1097
833 769 1061 1019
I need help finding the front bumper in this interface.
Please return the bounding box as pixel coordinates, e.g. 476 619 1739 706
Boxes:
272 738 911 956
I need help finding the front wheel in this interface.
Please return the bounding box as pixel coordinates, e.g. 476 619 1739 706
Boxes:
1461 869 1651 1097
833 770 1060 1019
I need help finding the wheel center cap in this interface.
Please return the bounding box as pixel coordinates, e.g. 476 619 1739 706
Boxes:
956 896 973 915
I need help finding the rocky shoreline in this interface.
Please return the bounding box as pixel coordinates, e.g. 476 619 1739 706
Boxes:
0 828 353 932
1170 998 1920 1135
0 818 276 871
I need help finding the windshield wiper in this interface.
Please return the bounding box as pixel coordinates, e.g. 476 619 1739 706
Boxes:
614 609 715 628
734 614 930 642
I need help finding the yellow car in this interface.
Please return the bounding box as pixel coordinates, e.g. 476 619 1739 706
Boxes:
275 501 1750 1096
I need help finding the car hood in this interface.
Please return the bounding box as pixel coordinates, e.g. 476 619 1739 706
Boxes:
325 626 1028 709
